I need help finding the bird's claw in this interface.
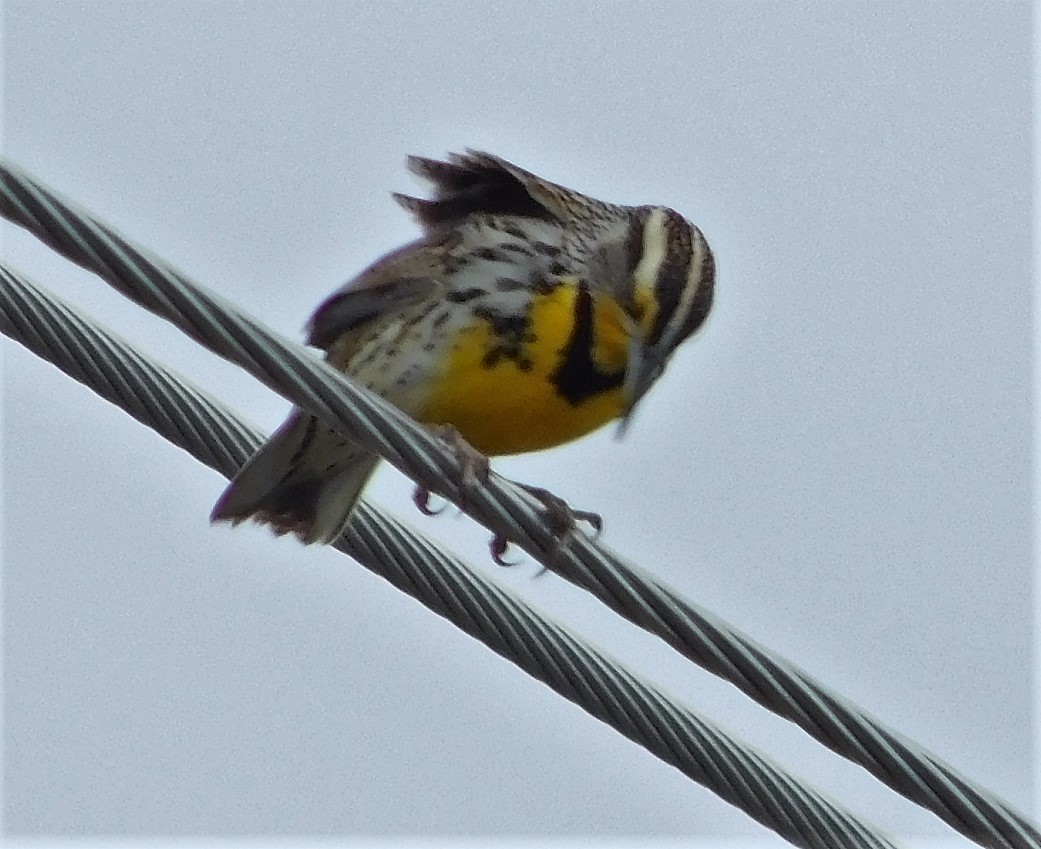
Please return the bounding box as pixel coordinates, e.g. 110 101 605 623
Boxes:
517 484 602 541
411 424 491 517
489 533 521 567
412 426 602 569
490 483 603 568
412 485 447 516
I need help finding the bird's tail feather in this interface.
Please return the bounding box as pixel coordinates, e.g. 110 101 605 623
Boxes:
211 410 380 544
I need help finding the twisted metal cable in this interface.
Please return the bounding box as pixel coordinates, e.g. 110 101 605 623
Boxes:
0 160 1035 849
1 263 903 849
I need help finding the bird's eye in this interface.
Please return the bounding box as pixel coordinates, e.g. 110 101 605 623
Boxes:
627 298 646 325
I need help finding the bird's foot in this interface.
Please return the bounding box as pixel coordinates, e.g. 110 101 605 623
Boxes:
412 426 602 568
412 424 491 516
490 482 603 567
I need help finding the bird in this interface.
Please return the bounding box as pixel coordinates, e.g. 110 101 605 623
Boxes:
211 150 715 545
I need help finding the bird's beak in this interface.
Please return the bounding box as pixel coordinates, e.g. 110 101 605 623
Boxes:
616 334 664 439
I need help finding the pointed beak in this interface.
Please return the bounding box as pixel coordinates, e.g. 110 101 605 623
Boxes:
616 334 665 439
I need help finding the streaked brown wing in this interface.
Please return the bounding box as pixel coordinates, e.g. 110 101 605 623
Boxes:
307 239 442 350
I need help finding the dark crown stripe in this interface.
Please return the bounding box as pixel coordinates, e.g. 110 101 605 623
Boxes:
625 207 651 280
678 231 715 341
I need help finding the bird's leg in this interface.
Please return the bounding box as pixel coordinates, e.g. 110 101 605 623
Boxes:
412 424 491 516
509 482 603 541
412 425 602 566
486 482 603 568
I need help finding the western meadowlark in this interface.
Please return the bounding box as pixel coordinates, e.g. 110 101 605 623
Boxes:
211 150 715 545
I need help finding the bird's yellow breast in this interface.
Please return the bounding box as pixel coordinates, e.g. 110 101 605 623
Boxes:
417 282 629 455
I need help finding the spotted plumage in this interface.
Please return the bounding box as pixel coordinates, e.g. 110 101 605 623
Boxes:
212 150 715 544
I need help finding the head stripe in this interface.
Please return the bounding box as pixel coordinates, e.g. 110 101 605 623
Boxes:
659 223 714 353
645 209 691 347
631 207 670 299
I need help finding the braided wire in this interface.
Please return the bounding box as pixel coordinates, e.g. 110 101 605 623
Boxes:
1 262 902 848
0 160 1035 849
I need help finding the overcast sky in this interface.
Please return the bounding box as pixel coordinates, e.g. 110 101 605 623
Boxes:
2 2 1033 847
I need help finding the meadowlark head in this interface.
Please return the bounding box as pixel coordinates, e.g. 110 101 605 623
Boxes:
615 204 715 433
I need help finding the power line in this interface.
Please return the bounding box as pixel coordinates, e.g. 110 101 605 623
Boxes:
1 160 1035 848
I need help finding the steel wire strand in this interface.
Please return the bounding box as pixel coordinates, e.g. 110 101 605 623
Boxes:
0 161 1035 849
0 264 903 849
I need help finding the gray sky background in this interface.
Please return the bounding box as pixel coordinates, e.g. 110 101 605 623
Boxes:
2 2 1033 847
